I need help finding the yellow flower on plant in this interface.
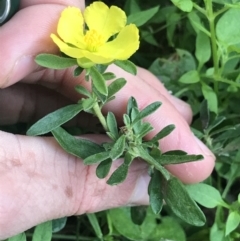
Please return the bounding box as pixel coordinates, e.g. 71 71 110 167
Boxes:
51 2 140 68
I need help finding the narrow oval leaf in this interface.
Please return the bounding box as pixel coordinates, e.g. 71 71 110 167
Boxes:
107 163 129 185
110 135 126 160
148 170 163 214
162 177 206 226
8 233 26 241
159 154 203 165
84 152 110 165
137 123 154 138
35 54 77 69
151 124 175 142
32 221 52 241
127 6 160 27
186 183 225 208
103 72 116 80
114 60 137 75
132 102 162 125
27 104 83 136
226 212 240 236
179 70 200 84
107 112 118 140
89 66 108 96
96 159 112 179
52 217 67 233
108 78 127 99
52 127 104 159
127 97 138 116
74 66 83 76
75 85 91 97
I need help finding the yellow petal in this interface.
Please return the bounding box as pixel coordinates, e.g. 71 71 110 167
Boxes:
57 7 85 49
51 34 85 58
79 49 114 64
97 24 140 60
84 2 127 41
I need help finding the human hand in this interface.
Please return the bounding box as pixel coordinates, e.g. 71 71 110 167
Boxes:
0 0 215 239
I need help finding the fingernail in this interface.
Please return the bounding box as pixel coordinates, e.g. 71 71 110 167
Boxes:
3 55 39 87
129 175 150 205
194 136 214 157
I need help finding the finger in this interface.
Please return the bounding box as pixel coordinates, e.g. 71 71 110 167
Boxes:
0 0 84 88
21 65 215 183
0 132 149 239
137 67 193 124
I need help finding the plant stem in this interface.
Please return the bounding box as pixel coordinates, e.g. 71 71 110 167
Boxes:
93 102 108 131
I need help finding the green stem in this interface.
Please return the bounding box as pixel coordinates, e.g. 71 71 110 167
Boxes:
193 3 206 16
93 102 108 131
205 0 219 93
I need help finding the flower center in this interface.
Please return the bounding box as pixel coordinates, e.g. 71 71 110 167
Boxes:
84 30 105 52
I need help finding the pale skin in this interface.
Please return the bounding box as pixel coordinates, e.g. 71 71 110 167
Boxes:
0 0 215 239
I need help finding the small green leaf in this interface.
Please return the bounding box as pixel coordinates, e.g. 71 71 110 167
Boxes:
130 206 147 225
107 112 118 140
82 98 95 111
132 102 161 125
114 60 137 75
136 122 154 138
196 31 211 67
123 114 131 126
35 54 77 69
159 154 203 165
124 152 134 166
8 233 26 241
32 221 52 241
127 6 160 27
171 0 193 12
148 170 163 214
52 127 104 159
74 66 83 76
226 212 240 236
179 70 200 84
110 135 126 160
103 72 116 80
96 159 112 179
52 217 67 233
127 97 138 116
27 104 83 136
207 116 226 133
163 150 187 155
151 124 175 143
201 83 218 114
162 177 206 226
107 163 129 185
186 183 225 208
108 78 127 99
84 151 110 165
89 66 108 96
75 85 91 97
87 214 103 241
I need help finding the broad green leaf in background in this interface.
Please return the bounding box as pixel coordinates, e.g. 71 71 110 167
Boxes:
124 0 141 16
186 183 226 208
179 70 200 84
89 66 108 96
216 8 240 46
162 177 206 226
52 127 104 159
225 211 240 236
32 221 52 241
52 217 67 233
114 60 137 75
195 31 211 67
210 223 225 241
201 83 218 114
27 104 83 136
35 54 77 69
127 6 160 27
171 0 193 12
7 233 26 241
87 214 103 241
130 206 147 226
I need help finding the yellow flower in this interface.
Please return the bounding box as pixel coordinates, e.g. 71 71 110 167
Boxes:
51 2 140 68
